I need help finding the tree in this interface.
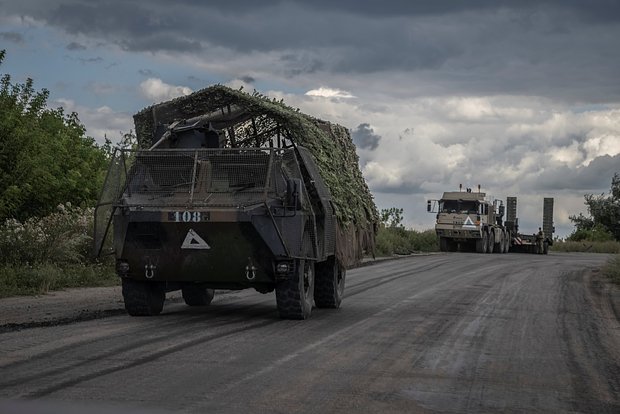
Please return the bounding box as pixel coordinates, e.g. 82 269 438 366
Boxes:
569 172 620 241
380 207 404 228
0 50 110 222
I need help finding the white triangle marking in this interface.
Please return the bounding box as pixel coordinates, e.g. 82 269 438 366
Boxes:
182 229 211 250
462 216 477 229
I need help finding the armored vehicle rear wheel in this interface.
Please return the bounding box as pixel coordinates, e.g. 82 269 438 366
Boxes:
314 256 345 309
122 279 165 316
276 259 315 319
182 286 215 306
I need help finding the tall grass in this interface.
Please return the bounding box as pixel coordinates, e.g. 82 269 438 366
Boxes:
0 204 116 297
0 263 117 298
375 226 438 256
551 240 620 254
602 255 620 285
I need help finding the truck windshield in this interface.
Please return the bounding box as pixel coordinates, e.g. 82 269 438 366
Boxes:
440 200 478 214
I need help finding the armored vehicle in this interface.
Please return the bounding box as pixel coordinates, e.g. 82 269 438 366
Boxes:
427 186 553 254
94 86 377 319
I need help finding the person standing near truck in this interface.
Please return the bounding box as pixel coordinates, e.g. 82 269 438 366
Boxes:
536 227 545 254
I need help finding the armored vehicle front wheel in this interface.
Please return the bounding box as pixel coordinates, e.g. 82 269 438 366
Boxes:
182 286 215 306
122 279 165 316
314 256 345 309
276 259 315 319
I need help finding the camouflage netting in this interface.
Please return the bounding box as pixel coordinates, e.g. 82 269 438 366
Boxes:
133 85 378 266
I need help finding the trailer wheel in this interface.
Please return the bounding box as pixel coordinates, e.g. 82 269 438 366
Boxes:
486 231 495 253
543 241 549 255
122 278 165 316
503 232 511 253
476 231 488 253
182 286 215 306
314 256 345 308
276 258 315 319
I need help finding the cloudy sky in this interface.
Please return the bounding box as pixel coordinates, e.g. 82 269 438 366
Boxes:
1 0 619 237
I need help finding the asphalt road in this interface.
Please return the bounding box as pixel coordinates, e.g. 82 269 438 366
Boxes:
1 252 619 414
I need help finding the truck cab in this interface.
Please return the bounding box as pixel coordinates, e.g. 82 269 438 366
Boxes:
428 188 509 253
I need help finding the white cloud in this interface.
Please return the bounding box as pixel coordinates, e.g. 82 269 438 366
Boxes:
139 78 193 102
54 98 133 145
305 87 356 99
255 90 619 237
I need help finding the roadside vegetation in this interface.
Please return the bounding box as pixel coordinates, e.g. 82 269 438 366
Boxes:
0 50 117 297
0 204 117 298
602 255 620 284
562 173 620 283
552 240 620 254
374 207 438 256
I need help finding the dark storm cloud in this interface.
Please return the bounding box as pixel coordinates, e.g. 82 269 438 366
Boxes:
531 154 620 191
371 181 426 195
4 0 620 100
0 32 24 44
239 76 255 84
66 41 86 50
353 123 381 151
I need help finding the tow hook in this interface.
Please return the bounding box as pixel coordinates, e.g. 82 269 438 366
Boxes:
245 257 257 281
145 263 156 279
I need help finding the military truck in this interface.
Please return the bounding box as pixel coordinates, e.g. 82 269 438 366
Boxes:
94 86 377 319
427 186 553 254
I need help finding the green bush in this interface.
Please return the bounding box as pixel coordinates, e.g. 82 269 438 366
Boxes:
375 226 438 256
1 50 110 223
0 205 116 297
0 203 93 265
567 223 615 242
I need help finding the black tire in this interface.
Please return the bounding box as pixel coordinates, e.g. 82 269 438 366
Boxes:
122 278 165 316
182 286 215 306
487 231 495 254
494 231 504 253
439 237 449 252
314 256 345 309
276 258 315 319
448 240 458 252
476 231 488 253
543 241 549 255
